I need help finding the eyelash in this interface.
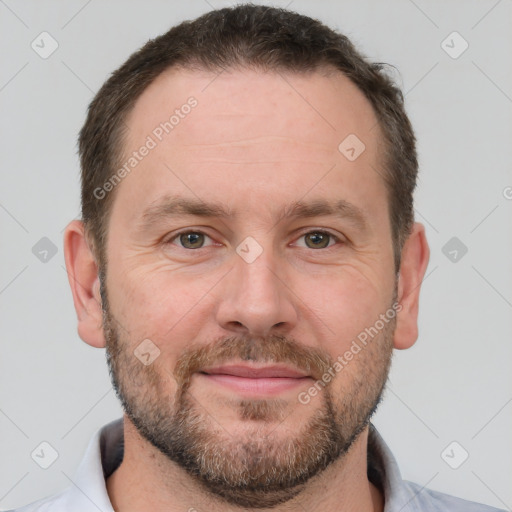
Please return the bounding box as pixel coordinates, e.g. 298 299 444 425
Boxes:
165 229 343 250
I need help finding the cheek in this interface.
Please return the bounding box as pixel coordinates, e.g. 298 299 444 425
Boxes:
107 261 221 344
296 264 392 349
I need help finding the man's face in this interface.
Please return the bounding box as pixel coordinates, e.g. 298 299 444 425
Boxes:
101 68 398 508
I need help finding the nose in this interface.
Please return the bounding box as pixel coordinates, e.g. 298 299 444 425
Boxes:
214 246 298 337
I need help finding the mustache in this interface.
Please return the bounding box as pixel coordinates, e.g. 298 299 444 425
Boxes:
172 333 334 392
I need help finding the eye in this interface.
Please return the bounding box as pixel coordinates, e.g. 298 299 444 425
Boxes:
165 229 342 251
295 230 340 249
167 230 214 249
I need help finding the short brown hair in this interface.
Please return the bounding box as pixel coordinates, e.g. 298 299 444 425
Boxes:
79 4 417 274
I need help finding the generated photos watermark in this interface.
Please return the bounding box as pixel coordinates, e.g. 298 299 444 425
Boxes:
298 301 402 405
93 96 198 200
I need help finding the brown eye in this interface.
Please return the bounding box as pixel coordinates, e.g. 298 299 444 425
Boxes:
303 231 334 249
177 231 207 249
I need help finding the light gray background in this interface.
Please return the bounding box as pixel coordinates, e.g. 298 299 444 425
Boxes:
1 0 511 510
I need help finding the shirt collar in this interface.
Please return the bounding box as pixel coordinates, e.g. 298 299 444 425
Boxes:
65 418 416 512
367 423 419 511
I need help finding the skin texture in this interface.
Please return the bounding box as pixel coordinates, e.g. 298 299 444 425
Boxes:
64 67 430 512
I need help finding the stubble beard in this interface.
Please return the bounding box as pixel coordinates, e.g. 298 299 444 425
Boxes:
101 278 395 509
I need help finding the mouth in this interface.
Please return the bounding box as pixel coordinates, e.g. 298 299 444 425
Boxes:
196 364 312 396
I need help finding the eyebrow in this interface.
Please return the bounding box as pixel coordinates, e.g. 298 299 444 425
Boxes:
137 195 369 233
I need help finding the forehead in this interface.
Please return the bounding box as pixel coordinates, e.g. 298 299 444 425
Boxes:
125 65 382 152
114 66 387 229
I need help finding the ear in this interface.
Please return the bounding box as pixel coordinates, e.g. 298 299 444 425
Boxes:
63 220 106 348
393 222 430 350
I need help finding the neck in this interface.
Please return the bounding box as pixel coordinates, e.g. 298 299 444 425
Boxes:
106 415 384 512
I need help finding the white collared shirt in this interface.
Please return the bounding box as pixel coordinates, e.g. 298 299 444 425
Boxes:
7 418 504 512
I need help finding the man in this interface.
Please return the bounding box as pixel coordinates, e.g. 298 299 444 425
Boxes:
10 4 504 512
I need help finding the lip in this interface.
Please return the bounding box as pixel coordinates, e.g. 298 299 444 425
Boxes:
197 364 312 396
200 364 309 379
